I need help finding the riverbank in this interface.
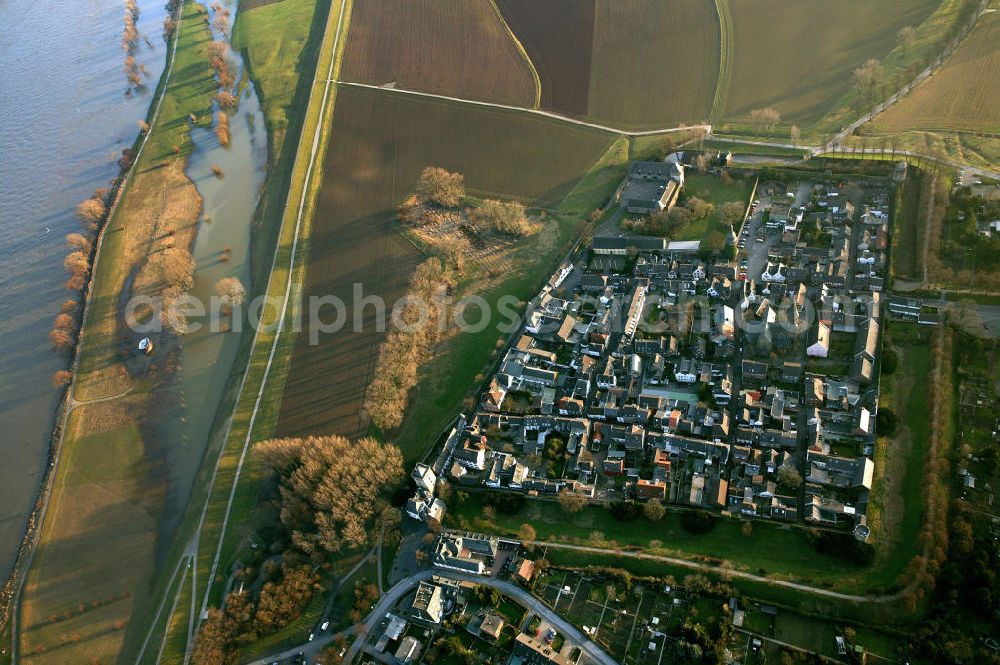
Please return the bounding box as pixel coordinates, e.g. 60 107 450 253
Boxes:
0 0 171 598
138 0 349 660
6 3 260 662
0 0 181 640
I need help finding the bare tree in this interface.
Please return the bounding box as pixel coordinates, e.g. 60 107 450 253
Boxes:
897 26 917 49
214 276 245 306
214 111 230 146
416 167 465 208
749 107 781 134
790 124 801 148
52 370 72 388
557 489 586 513
75 198 106 227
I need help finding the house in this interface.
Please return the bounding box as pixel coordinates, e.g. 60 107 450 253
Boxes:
512 633 575 665
433 533 498 575
742 359 768 382
410 581 444 623
636 478 667 501
806 322 831 358
394 637 422 664
619 161 685 214
781 361 804 384
479 612 505 640
412 463 437 496
512 557 535 583
592 235 667 255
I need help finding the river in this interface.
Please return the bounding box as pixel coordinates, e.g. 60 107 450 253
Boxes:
0 0 266 583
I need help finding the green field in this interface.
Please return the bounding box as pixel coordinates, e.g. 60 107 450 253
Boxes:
449 494 884 591
719 0 947 136
586 0 719 129
866 324 934 579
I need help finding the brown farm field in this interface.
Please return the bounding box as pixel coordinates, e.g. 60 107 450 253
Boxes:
275 85 615 441
495 0 596 116
341 0 538 107
587 0 719 129
722 0 941 126
866 12 1000 134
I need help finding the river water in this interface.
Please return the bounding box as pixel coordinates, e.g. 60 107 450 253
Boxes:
0 0 266 581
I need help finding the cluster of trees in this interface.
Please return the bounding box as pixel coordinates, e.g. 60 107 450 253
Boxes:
209 2 232 38
256 435 404 557
469 199 532 237
680 510 715 535
624 197 743 254
122 0 147 90
853 58 885 111
163 0 180 41
364 257 456 430
141 243 196 333
50 190 109 359
749 107 781 134
893 326 955 612
911 510 1000 663
557 488 587 513
415 166 465 208
192 563 321 665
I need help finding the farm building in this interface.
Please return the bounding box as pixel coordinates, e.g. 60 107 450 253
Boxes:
619 161 685 214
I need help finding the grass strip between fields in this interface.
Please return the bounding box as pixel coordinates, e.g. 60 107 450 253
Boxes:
709 0 733 122
487 0 542 110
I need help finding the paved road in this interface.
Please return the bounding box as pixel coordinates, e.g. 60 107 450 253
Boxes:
253 569 617 665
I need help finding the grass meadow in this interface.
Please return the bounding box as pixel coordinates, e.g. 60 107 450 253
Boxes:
341 0 538 107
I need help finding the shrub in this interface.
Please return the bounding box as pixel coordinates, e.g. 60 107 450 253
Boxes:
610 501 640 522
877 408 898 436
680 510 715 535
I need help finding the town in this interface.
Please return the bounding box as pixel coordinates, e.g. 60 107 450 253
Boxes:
409 153 904 539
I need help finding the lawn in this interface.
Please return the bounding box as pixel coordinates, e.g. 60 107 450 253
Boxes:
341 0 538 107
674 171 755 241
448 493 880 591
890 166 929 281
586 0 718 129
274 84 616 444
865 323 934 581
